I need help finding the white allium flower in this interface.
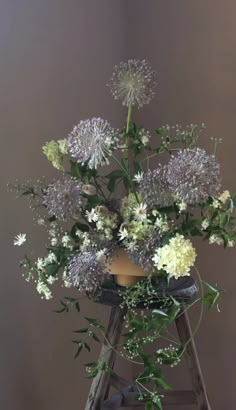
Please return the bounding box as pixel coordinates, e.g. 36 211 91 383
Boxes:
218 190 231 204
209 235 224 245
133 172 144 183
68 118 119 169
14 233 26 246
134 203 147 220
201 219 210 230
36 280 52 300
153 234 197 278
86 208 99 223
108 59 157 108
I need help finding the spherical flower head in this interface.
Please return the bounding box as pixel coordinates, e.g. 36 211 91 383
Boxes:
153 234 197 278
166 148 221 205
128 230 161 272
68 250 109 293
139 166 173 209
43 140 67 170
68 118 119 169
43 176 87 220
108 59 157 108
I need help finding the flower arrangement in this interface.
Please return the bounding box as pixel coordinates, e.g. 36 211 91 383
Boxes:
11 59 236 409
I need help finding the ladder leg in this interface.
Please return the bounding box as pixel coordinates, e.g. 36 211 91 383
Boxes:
85 306 126 410
175 310 211 410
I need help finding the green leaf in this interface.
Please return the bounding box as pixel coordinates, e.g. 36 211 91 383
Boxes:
91 332 101 343
71 223 89 240
202 282 221 312
152 309 169 318
84 317 105 331
73 328 88 333
45 263 59 277
123 176 131 190
155 128 166 137
74 344 83 359
133 161 142 174
84 342 91 352
75 302 80 312
145 402 154 410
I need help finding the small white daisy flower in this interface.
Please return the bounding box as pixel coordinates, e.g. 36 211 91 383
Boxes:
134 203 147 220
14 233 26 246
133 172 144 183
86 208 99 223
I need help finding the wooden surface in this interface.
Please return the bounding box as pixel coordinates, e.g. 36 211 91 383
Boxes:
175 310 211 410
85 306 127 410
93 276 198 309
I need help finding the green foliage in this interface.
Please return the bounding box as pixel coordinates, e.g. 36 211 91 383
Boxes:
202 282 221 312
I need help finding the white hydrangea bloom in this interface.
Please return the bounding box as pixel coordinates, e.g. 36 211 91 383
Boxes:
218 190 230 204
153 234 196 278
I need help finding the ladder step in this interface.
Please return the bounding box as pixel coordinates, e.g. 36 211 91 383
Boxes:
102 390 197 408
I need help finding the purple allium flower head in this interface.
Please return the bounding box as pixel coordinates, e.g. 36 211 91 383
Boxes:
68 250 109 293
68 118 119 169
43 176 86 220
108 59 157 108
128 230 162 273
166 148 221 205
139 166 173 208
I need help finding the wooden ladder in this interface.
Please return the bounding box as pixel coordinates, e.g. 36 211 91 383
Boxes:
85 281 211 410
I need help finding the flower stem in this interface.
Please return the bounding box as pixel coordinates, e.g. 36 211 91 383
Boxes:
126 103 132 134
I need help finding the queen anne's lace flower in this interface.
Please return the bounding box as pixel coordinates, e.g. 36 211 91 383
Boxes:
43 176 86 220
139 167 173 208
68 250 109 293
108 59 157 108
153 234 196 278
166 148 221 205
68 118 119 169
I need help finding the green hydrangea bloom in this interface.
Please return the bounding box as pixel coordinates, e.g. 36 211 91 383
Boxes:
42 140 68 170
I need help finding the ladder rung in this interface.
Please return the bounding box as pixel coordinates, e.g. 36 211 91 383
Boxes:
102 390 197 408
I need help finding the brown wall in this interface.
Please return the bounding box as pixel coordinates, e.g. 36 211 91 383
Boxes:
1 1 236 409
128 1 236 409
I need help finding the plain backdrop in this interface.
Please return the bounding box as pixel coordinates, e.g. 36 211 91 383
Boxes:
1 1 236 409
